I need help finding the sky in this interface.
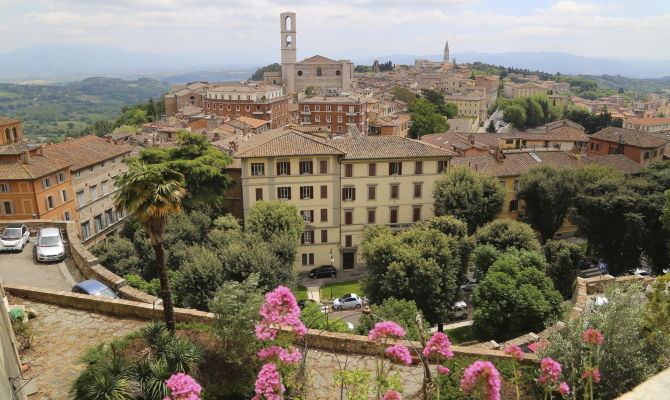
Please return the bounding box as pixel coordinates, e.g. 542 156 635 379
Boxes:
1 0 669 64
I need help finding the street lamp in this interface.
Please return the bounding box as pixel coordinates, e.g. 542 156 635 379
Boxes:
329 249 335 300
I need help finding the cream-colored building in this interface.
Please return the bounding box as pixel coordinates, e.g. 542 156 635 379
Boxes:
46 136 134 245
236 127 454 271
511 82 549 98
444 93 487 121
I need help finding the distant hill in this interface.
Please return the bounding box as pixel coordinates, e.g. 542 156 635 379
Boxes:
357 51 670 79
160 70 255 84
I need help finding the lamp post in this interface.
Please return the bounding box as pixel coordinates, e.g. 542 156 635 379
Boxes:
329 249 335 300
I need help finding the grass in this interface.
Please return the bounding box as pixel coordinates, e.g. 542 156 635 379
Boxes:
446 325 477 345
320 280 363 301
294 285 308 301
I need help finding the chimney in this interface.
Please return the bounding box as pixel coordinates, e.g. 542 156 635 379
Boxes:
20 151 30 164
106 136 112 143
37 145 45 156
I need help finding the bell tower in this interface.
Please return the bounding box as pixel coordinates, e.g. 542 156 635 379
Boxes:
280 11 297 93
444 40 450 64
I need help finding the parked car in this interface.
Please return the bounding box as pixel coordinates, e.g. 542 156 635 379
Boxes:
72 280 120 299
298 299 316 309
630 268 651 277
452 301 468 320
332 293 364 310
460 278 478 292
0 223 30 252
35 227 66 262
309 265 337 279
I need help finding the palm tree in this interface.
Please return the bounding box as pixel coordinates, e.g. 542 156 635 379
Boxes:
114 160 186 332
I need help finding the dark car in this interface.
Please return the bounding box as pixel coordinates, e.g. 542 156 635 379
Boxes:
298 299 316 309
309 265 337 279
72 280 120 299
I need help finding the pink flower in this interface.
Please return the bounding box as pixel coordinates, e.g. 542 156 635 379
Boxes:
252 363 285 400
460 360 501 400
255 286 307 341
385 344 412 365
558 381 570 395
368 321 406 341
381 389 402 400
422 332 454 359
164 373 202 400
539 358 562 384
504 345 524 361
437 365 451 375
582 368 601 383
583 329 604 345
257 346 302 365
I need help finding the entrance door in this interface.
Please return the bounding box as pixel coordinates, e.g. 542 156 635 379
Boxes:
342 251 355 269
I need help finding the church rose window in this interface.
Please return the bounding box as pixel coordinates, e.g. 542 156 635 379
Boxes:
336 70 341 76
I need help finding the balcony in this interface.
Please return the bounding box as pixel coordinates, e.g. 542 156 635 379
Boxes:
253 110 264 115
346 112 357 116
300 110 311 115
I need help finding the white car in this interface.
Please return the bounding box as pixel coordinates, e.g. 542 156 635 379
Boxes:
332 293 364 311
0 223 30 252
35 228 66 262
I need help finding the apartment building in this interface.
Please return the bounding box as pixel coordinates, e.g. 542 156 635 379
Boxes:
623 117 670 133
236 126 455 271
203 83 290 128
297 95 368 135
46 136 134 244
444 93 487 121
587 127 668 166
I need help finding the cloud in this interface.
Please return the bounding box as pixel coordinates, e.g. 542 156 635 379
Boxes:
547 1 602 14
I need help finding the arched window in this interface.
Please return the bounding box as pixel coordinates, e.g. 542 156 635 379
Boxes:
336 70 341 76
189 95 196 105
4 128 10 142
297 70 303 76
286 35 293 48
285 16 292 31
316 67 322 77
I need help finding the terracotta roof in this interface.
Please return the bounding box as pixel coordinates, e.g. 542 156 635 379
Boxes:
422 132 498 149
581 154 643 175
233 116 269 129
591 127 669 148
236 128 344 158
46 135 134 171
105 131 134 140
626 117 670 125
0 155 71 180
0 117 21 126
209 84 281 93
298 95 365 104
0 141 40 155
299 55 340 64
328 136 455 160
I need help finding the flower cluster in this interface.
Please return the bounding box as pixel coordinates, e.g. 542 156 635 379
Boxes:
583 329 604 345
582 367 601 383
255 286 307 340
381 389 402 400
437 366 450 375
503 345 524 361
252 363 285 400
558 381 571 395
257 346 302 365
539 358 562 384
422 332 454 359
460 360 502 400
385 344 412 365
368 321 406 341
164 373 202 400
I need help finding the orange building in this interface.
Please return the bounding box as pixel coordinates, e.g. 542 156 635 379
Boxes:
0 119 77 221
587 127 668 166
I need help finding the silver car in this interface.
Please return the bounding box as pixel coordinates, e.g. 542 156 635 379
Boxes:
0 223 30 252
332 293 365 311
35 228 66 262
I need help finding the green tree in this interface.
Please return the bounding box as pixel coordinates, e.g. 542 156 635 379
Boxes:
113 160 187 332
301 302 351 333
433 167 505 234
443 102 459 119
542 240 584 299
361 225 466 330
249 63 282 81
90 235 143 276
516 166 580 242
472 252 562 340
356 298 427 341
663 190 670 231
502 105 527 130
474 219 540 252
136 131 234 210
246 200 305 242
171 246 225 310
472 246 546 282
409 98 449 138
391 87 416 107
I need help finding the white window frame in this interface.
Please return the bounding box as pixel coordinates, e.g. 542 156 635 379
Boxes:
300 186 313 200
42 177 52 189
278 186 291 200
251 163 265 176
0 183 10 193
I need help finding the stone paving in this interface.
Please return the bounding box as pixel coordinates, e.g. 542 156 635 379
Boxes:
8 296 147 400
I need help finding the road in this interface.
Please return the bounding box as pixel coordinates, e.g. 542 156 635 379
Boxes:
0 238 82 291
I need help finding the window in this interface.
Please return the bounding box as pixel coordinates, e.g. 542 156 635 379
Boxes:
321 230 328 243
345 235 353 248
509 199 519 212
499 181 506 188
326 115 331 123
413 206 421 222
42 177 52 189
608 146 621 155
277 161 291 175
337 105 343 112
300 186 313 199
337 126 342 133
437 160 448 173
277 186 292 200
94 214 103 232
345 164 353 177
590 142 600 151
316 67 322 76
251 163 265 176
0 183 10 193
300 210 314 222
301 253 315 266
301 230 314 245
653 149 658 157
320 208 328 222
1 201 14 214
368 163 376 176
105 209 116 225
389 162 402 175
368 185 376 200
390 184 399 199
415 161 423 174
337 116 343 123
245 105 250 112
299 160 313 175
319 160 328 174
89 167 94 174
513 179 519 191
644 151 650 160
390 208 398 224
326 105 331 112
102 180 109 196
505 139 514 145
343 187 356 201
57 173 66 183
77 190 85 207
345 210 353 225
320 185 328 199
63 211 71 221
236 105 240 111
413 183 422 198
61 189 68 202
90 185 98 201
46 195 55 209
367 209 376 224
81 221 91 240
315 115 320 123
255 188 263 201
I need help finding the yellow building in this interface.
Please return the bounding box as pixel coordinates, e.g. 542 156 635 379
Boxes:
236 126 455 271
444 94 486 120
511 82 549 98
